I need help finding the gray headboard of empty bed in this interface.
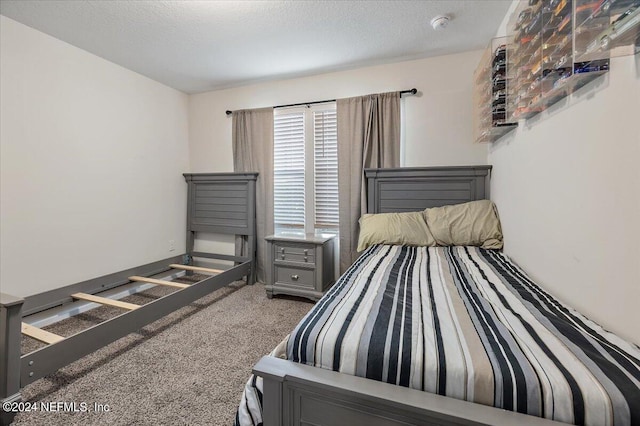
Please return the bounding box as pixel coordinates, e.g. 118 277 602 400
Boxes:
364 166 492 214
183 172 258 236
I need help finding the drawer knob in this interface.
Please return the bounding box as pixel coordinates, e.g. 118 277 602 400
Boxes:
291 274 299 281
304 256 308 262
281 254 285 260
281 248 285 253
303 249 308 255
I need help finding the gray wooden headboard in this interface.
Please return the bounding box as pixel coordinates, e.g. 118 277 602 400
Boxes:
183 172 258 283
183 172 258 236
365 166 492 214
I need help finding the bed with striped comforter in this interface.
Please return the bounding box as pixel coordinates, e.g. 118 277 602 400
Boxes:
236 245 640 426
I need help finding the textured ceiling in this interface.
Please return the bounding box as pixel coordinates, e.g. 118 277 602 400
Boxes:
0 0 512 94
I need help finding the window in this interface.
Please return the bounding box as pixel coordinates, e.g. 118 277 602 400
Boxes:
274 103 338 233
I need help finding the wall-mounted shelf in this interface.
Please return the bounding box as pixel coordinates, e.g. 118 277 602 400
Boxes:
508 0 547 119
507 0 602 119
473 38 517 143
574 0 640 62
493 0 639 128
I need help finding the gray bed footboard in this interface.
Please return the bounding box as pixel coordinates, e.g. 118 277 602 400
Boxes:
254 356 561 426
0 294 23 426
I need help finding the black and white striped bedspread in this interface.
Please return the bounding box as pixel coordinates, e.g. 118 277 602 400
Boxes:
238 245 640 426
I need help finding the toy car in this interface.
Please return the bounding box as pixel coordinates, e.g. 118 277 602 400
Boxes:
592 0 638 18
587 5 640 51
574 59 610 73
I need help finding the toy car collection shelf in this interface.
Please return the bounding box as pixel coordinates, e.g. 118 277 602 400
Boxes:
474 0 639 143
473 37 517 144
574 0 640 62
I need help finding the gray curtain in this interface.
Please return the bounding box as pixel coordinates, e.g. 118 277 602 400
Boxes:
232 108 274 283
337 92 400 273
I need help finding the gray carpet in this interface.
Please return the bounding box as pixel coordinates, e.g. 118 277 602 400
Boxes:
15 278 314 425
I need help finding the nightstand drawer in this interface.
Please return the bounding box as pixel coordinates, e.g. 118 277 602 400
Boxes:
274 243 315 264
274 252 315 264
275 266 314 288
274 243 314 255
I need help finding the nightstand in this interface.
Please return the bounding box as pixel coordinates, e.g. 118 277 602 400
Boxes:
265 234 336 301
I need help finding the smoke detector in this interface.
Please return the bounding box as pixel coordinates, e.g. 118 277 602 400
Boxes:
430 15 450 31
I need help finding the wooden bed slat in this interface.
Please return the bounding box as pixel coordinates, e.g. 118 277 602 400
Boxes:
21 323 64 345
128 276 190 289
169 264 223 274
71 293 140 310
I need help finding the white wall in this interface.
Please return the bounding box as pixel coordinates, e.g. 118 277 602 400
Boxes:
0 17 190 297
188 50 488 172
489 53 640 343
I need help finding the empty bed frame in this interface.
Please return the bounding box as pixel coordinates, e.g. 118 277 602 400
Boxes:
0 172 257 426
252 166 561 426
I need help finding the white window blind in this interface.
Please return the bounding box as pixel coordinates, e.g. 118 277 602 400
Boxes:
274 112 305 228
313 110 338 228
273 103 338 233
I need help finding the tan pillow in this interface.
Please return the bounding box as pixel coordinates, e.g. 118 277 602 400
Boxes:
422 200 503 249
357 212 436 252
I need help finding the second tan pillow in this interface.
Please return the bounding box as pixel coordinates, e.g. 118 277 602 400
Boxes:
423 200 503 249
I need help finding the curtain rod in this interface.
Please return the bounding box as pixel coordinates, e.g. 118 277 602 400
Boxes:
225 88 417 116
